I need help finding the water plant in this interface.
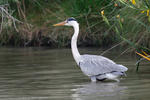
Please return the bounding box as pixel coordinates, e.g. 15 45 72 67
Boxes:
136 50 150 71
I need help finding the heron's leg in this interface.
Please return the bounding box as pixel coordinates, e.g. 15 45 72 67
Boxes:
90 76 97 82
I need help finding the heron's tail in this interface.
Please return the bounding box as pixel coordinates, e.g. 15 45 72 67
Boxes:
118 64 128 72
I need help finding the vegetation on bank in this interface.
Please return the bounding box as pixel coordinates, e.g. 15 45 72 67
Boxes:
101 0 150 51
0 0 150 51
0 0 115 47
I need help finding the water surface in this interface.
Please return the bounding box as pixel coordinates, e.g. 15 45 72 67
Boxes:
0 47 150 100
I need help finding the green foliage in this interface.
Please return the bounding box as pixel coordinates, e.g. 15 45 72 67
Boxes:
101 0 150 51
61 0 111 16
58 0 116 47
0 0 116 47
0 0 150 48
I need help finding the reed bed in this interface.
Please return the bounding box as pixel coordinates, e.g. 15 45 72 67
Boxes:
0 0 149 50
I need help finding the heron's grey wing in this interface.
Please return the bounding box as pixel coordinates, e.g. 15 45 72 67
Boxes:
79 54 128 76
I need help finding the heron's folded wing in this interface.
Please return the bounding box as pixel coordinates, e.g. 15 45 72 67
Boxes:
79 55 128 76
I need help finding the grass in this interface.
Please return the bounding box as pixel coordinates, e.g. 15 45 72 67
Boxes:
99 0 150 71
0 0 150 50
0 0 116 47
101 0 150 51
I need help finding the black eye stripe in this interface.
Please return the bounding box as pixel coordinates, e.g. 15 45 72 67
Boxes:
67 17 76 22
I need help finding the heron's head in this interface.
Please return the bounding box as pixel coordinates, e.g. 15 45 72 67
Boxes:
53 17 78 27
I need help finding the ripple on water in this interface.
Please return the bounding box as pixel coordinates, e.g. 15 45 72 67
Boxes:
0 47 150 100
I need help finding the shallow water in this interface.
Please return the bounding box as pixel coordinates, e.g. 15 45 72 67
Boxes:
0 47 150 100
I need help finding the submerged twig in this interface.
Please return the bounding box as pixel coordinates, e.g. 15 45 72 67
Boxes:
114 47 131 60
100 41 124 56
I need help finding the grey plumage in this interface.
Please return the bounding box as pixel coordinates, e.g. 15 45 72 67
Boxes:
79 54 128 80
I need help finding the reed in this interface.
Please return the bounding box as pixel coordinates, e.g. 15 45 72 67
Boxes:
0 0 115 47
101 0 150 51
0 0 150 49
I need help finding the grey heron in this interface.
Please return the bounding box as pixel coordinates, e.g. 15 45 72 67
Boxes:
53 17 128 82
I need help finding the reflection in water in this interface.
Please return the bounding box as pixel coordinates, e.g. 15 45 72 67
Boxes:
71 82 128 100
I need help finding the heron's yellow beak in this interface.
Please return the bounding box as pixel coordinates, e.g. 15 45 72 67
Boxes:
53 21 66 26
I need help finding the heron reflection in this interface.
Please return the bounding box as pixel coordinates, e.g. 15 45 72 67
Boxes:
71 82 128 100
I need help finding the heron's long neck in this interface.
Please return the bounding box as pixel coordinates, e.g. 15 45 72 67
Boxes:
71 23 81 65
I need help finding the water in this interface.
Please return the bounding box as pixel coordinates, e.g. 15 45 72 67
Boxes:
0 47 150 100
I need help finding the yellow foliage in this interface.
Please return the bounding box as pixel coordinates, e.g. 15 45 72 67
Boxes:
141 11 145 13
101 10 104 15
116 15 120 18
136 52 150 61
131 0 136 5
147 10 149 16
